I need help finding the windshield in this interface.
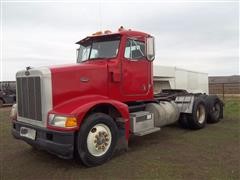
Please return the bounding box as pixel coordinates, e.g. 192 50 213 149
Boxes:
77 35 121 62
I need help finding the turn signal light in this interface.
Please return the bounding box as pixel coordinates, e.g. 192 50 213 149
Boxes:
65 117 77 127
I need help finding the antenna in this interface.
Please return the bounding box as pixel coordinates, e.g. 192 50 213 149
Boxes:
98 0 102 30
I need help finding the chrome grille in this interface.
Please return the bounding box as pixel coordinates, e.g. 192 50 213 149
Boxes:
17 77 42 121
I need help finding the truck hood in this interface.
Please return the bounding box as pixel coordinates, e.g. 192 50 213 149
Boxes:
50 62 108 107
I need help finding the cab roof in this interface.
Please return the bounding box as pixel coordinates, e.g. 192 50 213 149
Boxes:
76 29 150 44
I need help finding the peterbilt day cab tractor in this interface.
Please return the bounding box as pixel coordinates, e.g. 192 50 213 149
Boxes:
11 27 223 167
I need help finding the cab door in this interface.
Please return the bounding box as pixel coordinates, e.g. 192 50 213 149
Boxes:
121 38 151 97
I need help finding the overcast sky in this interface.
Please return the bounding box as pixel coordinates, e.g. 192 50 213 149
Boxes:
1 0 239 81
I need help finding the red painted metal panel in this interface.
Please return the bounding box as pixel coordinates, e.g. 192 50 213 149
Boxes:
50 62 108 107
47 95 130 139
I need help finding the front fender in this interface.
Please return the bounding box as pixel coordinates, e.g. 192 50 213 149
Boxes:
49 95 130 139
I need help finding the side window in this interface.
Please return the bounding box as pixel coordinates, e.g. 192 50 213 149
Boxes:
79 45 91 61
124 39 145 59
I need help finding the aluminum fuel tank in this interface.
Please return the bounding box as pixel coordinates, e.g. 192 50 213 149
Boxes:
145 101 180 127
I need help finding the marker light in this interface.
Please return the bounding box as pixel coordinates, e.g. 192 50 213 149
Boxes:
92 31 103 36
118 26 125 31
104 30 112 34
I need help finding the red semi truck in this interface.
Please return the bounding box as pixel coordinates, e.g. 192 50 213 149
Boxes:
11 27 223 167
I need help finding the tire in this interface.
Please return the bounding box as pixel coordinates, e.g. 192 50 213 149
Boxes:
187 97 207 130
76 113 118 167
206 96 223 123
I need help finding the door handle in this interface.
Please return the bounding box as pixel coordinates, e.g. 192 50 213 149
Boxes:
80 77 89 83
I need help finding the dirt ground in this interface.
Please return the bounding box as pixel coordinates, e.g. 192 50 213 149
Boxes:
0 100 239 180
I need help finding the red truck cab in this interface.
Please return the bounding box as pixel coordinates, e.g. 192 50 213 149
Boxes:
11 27 223 167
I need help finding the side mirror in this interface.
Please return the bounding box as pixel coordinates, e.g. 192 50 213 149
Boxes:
146 36 155 61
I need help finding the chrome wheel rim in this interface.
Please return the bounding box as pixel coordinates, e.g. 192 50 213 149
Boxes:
87 123 112 157
196 104 206 124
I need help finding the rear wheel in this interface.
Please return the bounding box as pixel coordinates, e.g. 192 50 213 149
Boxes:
206 96 223 123
187 98 207 129
76 113 118 167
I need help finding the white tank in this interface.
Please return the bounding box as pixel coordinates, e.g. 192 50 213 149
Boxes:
145 102 180 127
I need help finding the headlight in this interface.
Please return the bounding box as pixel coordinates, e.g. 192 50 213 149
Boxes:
48 114 77 128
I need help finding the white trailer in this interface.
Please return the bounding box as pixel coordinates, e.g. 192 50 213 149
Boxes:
153 65 209 94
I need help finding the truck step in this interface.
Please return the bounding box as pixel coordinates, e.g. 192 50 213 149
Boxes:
134 127 160 136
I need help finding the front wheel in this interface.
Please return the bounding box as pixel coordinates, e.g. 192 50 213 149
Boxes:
76 113 118 167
